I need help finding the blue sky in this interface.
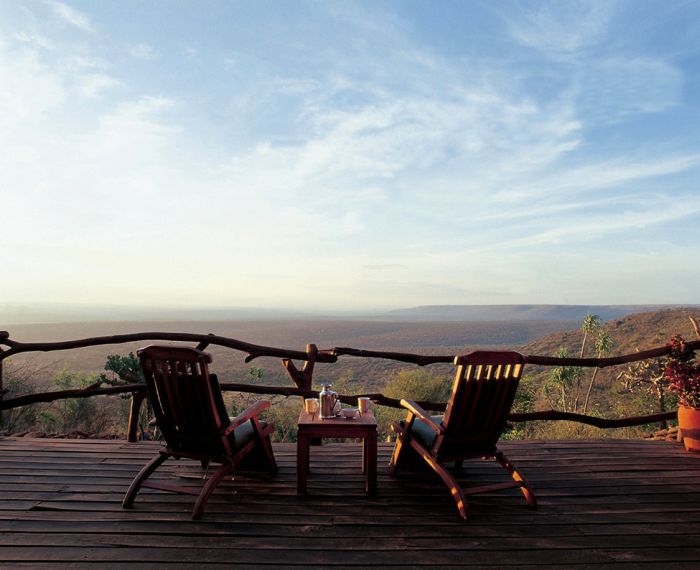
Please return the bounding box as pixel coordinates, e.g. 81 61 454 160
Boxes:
1 0 699 312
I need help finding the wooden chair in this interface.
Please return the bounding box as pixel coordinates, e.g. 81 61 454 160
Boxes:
389 350 536 520
122 345 277 519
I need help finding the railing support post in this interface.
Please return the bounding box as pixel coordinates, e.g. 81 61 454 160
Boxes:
0 355 4 430
127 391 146 442
0 332 8 430
282 343 318 392
302 343 318 392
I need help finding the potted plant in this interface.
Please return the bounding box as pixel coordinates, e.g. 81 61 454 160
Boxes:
664 335 700 451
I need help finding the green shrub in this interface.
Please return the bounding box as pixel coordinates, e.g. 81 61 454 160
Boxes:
374 368 452 439
48 370 106 433
1 359 40 432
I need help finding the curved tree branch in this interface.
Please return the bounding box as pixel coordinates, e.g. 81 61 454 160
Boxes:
3 331 698 368
0 332 338 364
1 329 697 433
1 383 145 409
333 340 700 368
0 381 677 431
333 347 452 366
508 409 676 429
690 316 700 339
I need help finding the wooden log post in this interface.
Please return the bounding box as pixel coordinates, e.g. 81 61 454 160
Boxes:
0 332 8 429
127 391 147 443
282 359 305 389
301 343 318 392
195 333 215 351
282 343 319 444
691 316 700 339
282 343 318 392
0 353 4 430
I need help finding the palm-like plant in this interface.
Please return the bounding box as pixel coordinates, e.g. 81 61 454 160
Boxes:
582 330 613 413
580 314 601 358
573 314 601 411
545 347 582 412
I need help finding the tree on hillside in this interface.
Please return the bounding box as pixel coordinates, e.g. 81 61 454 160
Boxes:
545 347 582 412
618 353 674 427
99 353 147 437
0 360 42 432
49 370 105 433
582 330 613 413
580 314 601 357
99 353 144 386
573 314 601 411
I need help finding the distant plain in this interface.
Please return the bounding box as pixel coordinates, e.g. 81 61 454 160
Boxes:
3 305 697 393
4 319 572 388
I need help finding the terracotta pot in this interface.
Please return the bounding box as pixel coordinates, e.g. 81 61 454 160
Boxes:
678 405 700 452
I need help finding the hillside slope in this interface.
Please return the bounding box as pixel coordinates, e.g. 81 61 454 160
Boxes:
519 308 700 417
384 304 696 322
521 308 700 357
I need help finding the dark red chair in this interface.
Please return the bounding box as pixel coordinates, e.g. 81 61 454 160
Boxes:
123 345 277 519
389 350 536 520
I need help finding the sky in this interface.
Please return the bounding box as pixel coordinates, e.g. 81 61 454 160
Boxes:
1 0 700 313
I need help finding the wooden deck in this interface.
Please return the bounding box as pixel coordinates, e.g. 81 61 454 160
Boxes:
1 437 700 568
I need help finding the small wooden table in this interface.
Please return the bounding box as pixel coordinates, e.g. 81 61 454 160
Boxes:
297 410 378 495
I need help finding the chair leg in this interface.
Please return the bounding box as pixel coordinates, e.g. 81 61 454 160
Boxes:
388 421 405 476
495 451 537 508
249 419 278 475
123 453 169 509
192 462 234 520
260 429 278 475
415 445 469 520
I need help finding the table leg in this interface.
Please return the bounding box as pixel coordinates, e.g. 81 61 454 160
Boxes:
365 432 377 495
362 439 366 474
297 432 309 494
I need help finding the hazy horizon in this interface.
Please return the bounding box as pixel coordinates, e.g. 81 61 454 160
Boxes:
2 300 696 326
2 1 699 310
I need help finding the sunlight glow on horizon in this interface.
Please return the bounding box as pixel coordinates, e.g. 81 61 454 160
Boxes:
1 1 699 312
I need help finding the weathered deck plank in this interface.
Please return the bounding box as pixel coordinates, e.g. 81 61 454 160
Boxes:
0 437 699 567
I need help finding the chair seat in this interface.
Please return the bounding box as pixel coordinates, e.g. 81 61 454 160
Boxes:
232 420 267 450
401 415 444 449
168 420 268 457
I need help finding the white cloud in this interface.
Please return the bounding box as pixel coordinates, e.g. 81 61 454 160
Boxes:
0 46 66 129
504 195 700 249
495 154 700 206
47 1 95 34
67 54 107 70
13 30 55 50
578 57 682 119
76 72 120 98
506 0 614 58
128 42 157 60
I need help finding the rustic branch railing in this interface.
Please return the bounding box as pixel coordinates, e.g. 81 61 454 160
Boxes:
0 331 338 366
1 330 698 441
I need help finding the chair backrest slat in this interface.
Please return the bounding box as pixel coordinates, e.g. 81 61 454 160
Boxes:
138 345 231 454
439 351 525 456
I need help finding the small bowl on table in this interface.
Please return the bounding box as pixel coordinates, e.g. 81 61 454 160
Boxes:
341 407 359 419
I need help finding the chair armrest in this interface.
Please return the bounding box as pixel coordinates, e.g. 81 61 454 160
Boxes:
400 399 445 435
226 400 271 433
